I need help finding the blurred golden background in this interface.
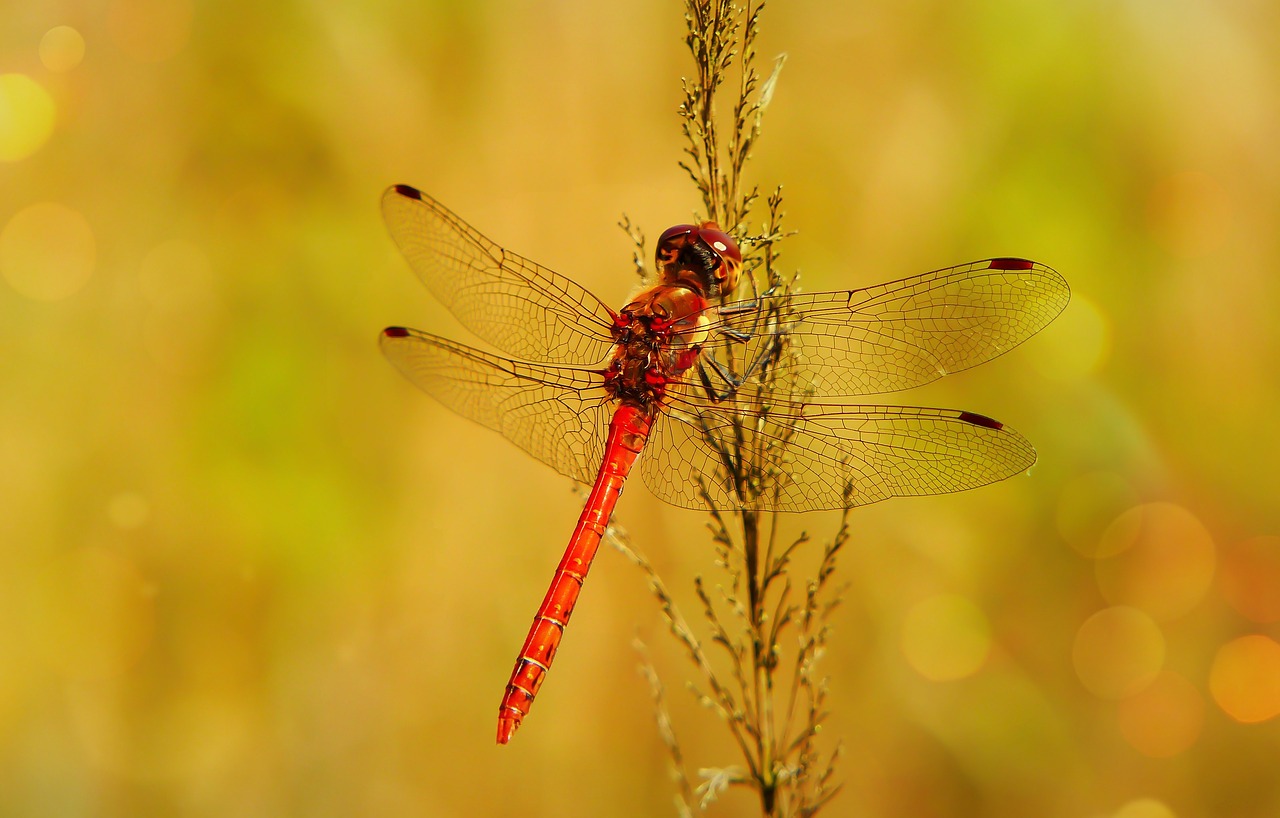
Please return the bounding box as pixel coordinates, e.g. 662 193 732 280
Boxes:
2 1 1278 816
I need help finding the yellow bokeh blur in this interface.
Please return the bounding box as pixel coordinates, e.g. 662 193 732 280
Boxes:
900 594 992 682
1094 503 1216 622
136 239 222 371
1028 292 1111 381
1055 470 1137 558
1113 798 1176 818
1146 171 1232 260
0 73 55 161
0 202 96 300
107 491 151 530
39 26 86 73
1220 536 1280 624
34 547 155 682
1073 606 1164 700
137 239 214 311
1209 635 1280 724
1116 670 1204 758
107 0 194 63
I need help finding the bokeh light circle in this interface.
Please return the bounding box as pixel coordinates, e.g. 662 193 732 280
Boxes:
1220 536 1280 623
1117 670 1204 758
1028 292 1111 381
1113 798 1176 818
1209 635 1280 723
0 202 96 301
900 594 992 681
40 26 86 72
1094 502 1216 622
1073 606 1165 700
0 74 55 162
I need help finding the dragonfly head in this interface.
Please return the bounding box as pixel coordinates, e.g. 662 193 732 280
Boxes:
655 222 742 297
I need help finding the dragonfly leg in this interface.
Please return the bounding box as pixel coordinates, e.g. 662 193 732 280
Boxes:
696 353 746 403
716 299 762 318
696 324 790 404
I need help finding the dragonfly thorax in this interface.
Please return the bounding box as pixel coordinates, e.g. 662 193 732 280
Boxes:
605 284 713 408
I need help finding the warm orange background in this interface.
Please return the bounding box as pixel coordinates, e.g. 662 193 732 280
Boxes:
2 2 1278 817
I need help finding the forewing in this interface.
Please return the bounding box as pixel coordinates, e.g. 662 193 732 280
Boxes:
706 259 1069 398
381 328 610 484
382 185 618 365
641 399 1036 512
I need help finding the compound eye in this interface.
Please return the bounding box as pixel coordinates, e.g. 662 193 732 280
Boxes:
695 225 742 266
695 224 742 295
655 224 697 264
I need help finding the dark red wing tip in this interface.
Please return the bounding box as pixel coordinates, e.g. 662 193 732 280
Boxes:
958 411 1004 430
391 184 422 200
987 257 1035 271
383 326 411 338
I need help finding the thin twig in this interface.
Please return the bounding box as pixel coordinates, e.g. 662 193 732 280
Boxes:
628 3 848 815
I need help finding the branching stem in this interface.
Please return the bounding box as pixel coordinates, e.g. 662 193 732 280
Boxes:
614 3 850 816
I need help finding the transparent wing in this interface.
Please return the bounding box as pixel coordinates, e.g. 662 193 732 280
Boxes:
700 258 1069 398
380 327 611 484
640 396 1036 512
382 327 1037 511
382 185 618 365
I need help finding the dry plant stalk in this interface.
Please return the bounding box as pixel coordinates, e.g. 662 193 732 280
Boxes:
610 2 846 816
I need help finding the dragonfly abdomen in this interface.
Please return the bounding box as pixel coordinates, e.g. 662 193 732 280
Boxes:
496 403 655 744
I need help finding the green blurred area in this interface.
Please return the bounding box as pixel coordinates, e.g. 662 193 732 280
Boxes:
2 1 1278 816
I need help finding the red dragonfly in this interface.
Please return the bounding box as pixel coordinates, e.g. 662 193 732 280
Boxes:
379 184 1069 745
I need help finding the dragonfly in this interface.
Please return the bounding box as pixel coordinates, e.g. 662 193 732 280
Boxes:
378 183 1069 745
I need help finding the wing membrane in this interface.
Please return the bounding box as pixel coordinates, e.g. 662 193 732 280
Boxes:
380 200 1062 513
380 327 610 484
382 185 618 365
702 259 1069 398
641 398 1036 512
